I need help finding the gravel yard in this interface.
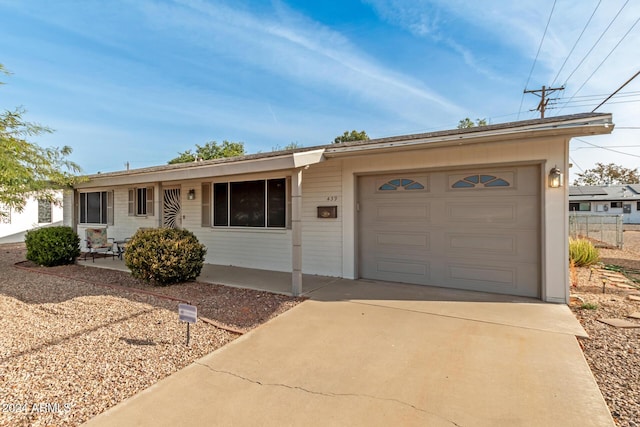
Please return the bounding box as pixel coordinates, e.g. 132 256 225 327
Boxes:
0 243 302 427
571 230 640 427
3 231 640 426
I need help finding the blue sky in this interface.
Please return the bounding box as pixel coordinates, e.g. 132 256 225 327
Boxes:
0 0 638 181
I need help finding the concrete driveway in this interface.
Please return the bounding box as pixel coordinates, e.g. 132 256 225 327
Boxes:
84 279 613 426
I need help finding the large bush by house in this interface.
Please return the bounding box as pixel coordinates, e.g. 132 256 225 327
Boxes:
124 227 207 286
25 226 80 266
569 237 600 267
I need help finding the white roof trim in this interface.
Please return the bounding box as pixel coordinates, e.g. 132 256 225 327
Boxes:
293 149 325 168
324 115 613 157
74 114 613 188
76 149 326 188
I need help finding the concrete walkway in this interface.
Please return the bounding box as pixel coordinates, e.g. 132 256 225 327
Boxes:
82 259 614 426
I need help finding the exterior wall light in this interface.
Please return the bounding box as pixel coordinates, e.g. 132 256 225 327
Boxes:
548 166 563 188
187 189 196 200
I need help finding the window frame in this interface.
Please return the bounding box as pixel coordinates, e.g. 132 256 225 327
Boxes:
37 199 52 223
128 186 154 217
137 188 147 215
210 177 288 229
79 191 113 225
610 201 623 209
569 202 591 212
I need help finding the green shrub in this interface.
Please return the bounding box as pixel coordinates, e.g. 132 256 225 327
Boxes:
569 238 600 267
124 227 207 286
580 302 598 310
25 226 80 267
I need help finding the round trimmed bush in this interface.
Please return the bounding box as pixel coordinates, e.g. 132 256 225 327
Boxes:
25 226 80 267
124 227 207 286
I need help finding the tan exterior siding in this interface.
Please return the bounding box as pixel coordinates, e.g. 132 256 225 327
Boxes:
302 161 343 276
181 180 292 272
75 185 160 249
338 136 568 303
199 229 292 271
66 136 568 302
65 112 615 303
62 190 74 228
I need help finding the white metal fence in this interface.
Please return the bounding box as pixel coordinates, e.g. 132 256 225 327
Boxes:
569 214 623 248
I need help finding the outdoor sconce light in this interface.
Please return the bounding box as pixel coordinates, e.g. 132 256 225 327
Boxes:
548 166 563 188
187 189 196 200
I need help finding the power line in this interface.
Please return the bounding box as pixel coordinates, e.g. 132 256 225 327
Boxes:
517 0 557 119
592 69 640 112
556 14 640 115
553 98 640 108
574 138 640 158
572 145 640 150
561 0 630 88
557 90 640 101
549 98 640 109
574 17 639 98
550 0 602 87
549 91 640 109
569 155 585 173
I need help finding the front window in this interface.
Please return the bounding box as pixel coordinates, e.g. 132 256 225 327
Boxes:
569 202 590 212
128 187 154 217
137 188 147 215
611 201 623 208
80 192 109 224
38 199 52 223
213 178 286 228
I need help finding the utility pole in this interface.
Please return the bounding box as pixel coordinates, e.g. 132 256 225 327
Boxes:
524 85 564 118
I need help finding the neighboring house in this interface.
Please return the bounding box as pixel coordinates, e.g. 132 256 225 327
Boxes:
64 113 613 303
0 192 63 244
569 184 640 224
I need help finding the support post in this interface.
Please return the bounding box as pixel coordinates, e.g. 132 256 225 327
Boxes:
291 168 303 296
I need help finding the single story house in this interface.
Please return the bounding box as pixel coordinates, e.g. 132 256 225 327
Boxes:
569 184 640 224
0 192 63 244
64 112 613 303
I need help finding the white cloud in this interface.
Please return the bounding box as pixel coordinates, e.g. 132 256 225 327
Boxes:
364 0 507 80
2 0 637 175
136 0 463 120
363 0 442 37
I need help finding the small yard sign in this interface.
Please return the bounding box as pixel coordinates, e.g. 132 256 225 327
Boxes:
178 303 197 346
178 303 197 323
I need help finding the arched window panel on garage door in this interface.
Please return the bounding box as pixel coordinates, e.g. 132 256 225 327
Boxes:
449 172 514 190
376 177 427 192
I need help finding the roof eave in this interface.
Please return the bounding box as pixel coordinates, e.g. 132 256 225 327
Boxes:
76 149 326 188
324 115 613 158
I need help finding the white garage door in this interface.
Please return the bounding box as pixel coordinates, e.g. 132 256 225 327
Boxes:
358 165 540 298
